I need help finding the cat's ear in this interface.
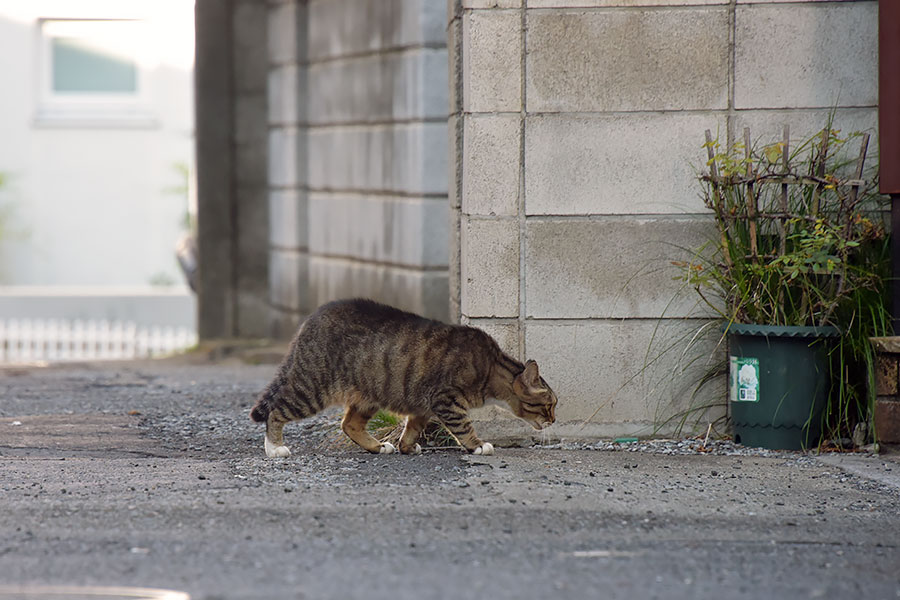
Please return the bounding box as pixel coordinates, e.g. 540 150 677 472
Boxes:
521 360 541 390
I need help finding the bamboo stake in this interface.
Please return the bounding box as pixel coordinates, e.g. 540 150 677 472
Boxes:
779 125 790 257
820 133 870 327
848 133 870 206
705 129 732 269
810 127 829 215
744 128 759 262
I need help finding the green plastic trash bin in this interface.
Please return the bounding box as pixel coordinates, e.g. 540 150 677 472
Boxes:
727 323 839 450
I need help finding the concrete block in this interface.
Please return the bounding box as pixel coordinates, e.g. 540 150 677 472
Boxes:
307 257 449 321
268 127 300 187
731 110 877 150
234 93 268 145
734 3 877 109
307 48 448 125
463 318 520 357
463 114 521 216
236 140 268 188
449 206 462 322
308 123 447 195
448 115 462 210
448 16 462 115
422 272 452 322
448 0 461 22
269 306 303 340
525 319 724 432
529 0 723 5
464 0 521 7
460 217 519 317
729 109 878 180
308 0 445 61
269 189 308 250
525 113 722 215
462 11 522 113
527 9 728 112
420 0 448 44
416 120 451 197
233 1 269 92
421 50 451 120
875 399 900 444
269 248 308 311
875 355 898 397
236 186 270 279
307 194 448 267
525 218 715 319
237 183 271 337
236 289 271 338
268 2 298 65
268 65 299 126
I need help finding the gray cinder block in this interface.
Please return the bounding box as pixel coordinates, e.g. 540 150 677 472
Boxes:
526 8 729 112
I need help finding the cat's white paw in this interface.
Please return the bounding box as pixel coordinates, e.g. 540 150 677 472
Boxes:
413 443 422 455
473 442 494 456
264 436 291 458
379 442 396 454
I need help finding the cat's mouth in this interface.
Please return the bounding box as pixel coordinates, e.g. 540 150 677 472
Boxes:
530 420 553 431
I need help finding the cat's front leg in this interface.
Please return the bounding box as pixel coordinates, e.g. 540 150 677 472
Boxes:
398 414 429 455
433 405 494 455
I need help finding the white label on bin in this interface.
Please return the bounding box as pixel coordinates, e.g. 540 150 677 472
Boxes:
730 356 759 403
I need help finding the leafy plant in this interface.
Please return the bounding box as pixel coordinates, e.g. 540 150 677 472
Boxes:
366 409 401 433
676 123 891 443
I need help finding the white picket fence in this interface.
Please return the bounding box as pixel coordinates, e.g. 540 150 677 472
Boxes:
0 318 197 363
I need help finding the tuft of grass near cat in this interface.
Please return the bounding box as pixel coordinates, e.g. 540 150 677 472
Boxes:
320 410 460 451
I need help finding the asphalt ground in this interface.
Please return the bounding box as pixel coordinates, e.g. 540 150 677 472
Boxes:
1 359 899 600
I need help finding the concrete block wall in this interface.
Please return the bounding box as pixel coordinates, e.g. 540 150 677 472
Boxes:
233 0 272 337
267 0 450 334
195 0 271 340
449 0 878 439
267 0 308 335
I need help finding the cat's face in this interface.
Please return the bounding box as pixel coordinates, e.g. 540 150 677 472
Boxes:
510 360 557 430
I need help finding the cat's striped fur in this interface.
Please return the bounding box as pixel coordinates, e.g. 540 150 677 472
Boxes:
250 298 557 457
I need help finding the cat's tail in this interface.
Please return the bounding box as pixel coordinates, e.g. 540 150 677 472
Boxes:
250 384 277 423
249 401 268 423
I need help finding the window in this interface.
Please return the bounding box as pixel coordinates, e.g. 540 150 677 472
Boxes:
52 35 138 93
36 19 156 127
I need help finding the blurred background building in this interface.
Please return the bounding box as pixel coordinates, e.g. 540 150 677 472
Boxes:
0 0 196 361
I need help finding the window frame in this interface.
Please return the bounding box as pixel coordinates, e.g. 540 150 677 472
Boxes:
35 18 157 128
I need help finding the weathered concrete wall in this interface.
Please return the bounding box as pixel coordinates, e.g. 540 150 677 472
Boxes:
196 0 270 339
449 0 878 439
267 0 450 335
267 0 307 336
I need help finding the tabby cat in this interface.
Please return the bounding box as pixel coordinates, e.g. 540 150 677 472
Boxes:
250 298 558 457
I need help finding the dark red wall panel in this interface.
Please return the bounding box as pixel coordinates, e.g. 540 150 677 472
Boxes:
881 2 900 193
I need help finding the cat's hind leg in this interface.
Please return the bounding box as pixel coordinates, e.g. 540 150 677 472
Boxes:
341 405 395 454
264 413 291 458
